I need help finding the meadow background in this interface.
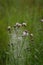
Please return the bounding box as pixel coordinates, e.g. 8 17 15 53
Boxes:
0 0 43 65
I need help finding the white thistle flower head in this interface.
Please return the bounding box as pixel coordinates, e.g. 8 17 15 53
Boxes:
22 22 27 27
8 26 11 30
16 22 22 27
40 19 43 22
22 30 29 37
30 33 33 37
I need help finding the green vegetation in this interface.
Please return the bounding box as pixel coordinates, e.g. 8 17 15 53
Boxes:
0 0 43 65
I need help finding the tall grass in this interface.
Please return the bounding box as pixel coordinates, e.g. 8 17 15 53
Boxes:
0 0 43 65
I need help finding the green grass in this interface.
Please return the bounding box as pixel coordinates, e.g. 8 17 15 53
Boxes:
0 0 43 65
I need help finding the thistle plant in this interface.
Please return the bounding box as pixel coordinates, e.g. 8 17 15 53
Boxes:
7 22 30 65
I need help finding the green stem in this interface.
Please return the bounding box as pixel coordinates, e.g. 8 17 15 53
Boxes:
19 37 26 56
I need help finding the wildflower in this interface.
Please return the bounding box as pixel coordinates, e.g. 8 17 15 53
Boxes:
22 22 27 27
22 30 28 37
16 22 22 27
7 26 11 33
30 33 33 41
40 19 43 22
30 33 33 37
8 26 10 30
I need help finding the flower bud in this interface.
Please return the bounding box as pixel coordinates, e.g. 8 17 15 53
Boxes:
40 19 43 22
30 33 33 37
16 23 22 27
22 30 28 37
7 26 11 33
22 23 27 27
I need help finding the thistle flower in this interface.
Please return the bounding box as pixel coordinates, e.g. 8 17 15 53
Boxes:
16 22 22 27
22 30 28 37
30 33 33 37
40 19 43 22
30 33 34 41
8 26 11 30
22 22 27 27
7 26 11 33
